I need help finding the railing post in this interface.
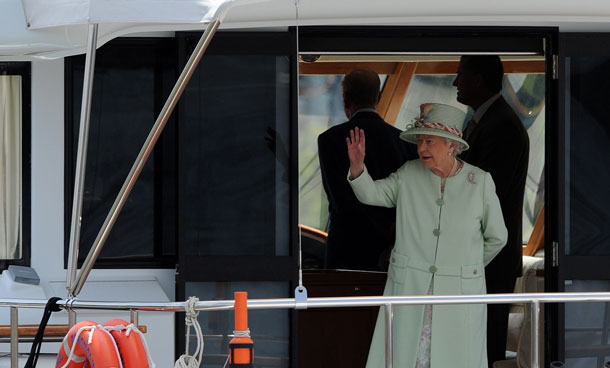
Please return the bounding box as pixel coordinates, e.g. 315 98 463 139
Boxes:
10 307 18 368
130 309 139 326
530 300 541 368
384 303 393 368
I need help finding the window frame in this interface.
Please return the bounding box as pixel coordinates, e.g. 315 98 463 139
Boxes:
63 38 178 269
174 30 299 366
0 62 31 271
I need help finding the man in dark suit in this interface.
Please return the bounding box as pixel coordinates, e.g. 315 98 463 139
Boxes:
453 55 530 367
318 69 416 271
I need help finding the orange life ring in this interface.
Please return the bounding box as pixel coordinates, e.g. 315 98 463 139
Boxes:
102 319 151 368
55 320 122 368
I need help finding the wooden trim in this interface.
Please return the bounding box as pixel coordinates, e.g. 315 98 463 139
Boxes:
378 62 417 125
0 324 147 337
524 206 544 257
300 60 545 75
299 224 327 244
299 62 396 75
414 60 545 74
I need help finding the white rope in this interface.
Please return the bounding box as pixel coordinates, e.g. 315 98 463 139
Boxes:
97 325 125 368
59 325 91 368
103 323 156 368
174 296 204 368
59 324 123 368
232 329 251 337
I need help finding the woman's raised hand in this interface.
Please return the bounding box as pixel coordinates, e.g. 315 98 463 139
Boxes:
346 127 365 179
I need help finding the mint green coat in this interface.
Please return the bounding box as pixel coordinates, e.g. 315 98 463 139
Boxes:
349 159 507 368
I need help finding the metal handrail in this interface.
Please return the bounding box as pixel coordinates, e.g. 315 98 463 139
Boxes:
6 291 610 368
3 291 610 310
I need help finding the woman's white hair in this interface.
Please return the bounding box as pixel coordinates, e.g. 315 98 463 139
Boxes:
444 138 467 155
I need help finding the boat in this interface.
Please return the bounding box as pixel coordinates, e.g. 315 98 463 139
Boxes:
1 0 610 366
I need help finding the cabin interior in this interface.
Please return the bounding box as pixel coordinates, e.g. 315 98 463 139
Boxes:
1 26 610 367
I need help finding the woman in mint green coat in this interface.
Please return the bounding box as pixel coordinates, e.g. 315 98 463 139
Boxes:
347 103 508 368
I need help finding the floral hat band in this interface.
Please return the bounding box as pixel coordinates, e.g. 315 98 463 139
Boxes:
399 103 469 151
414 119 464 138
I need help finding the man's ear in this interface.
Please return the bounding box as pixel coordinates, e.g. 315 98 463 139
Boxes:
474 74 485 89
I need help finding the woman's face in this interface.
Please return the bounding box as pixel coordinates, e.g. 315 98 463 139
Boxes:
416 134 453 170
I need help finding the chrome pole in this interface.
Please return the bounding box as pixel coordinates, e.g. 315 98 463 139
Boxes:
531 300 541 368
10 307 18 368
384 303 393 368
71 19 222 297
66 23 99 301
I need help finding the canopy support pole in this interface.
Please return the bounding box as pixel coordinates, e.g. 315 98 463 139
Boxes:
66 24 99 326
70 19 221 298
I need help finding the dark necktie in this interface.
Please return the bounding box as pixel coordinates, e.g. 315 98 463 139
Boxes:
462 118 476 141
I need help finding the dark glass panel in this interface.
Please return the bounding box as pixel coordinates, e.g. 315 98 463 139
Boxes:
181 55 290 257
567 57 610 256
565 280 610 366
68 41 176 261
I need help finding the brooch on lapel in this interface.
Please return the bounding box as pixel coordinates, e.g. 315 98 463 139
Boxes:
468 172 476 184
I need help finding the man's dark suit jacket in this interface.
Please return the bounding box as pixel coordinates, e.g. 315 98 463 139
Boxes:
460 96 529 364
318 111 417 271
461 96 529 287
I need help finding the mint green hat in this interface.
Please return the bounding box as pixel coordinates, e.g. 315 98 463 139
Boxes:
399 103 469 151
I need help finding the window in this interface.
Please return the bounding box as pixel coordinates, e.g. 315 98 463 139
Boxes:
64 39 177 268
298 73 388 231
0 62 30 270
298 60 546 245
174 31 297 367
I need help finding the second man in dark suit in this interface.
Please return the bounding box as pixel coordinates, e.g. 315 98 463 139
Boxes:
318 68 417 271
453 55 530 367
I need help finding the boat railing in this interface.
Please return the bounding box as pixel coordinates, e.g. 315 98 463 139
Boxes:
3 291 610 368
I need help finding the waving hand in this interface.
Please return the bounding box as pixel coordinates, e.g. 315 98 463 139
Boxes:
346 127 365 179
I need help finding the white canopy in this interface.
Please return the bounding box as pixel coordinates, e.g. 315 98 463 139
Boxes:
0 0 241 59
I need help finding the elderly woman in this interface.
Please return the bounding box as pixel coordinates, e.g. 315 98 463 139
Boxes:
347 103 508 368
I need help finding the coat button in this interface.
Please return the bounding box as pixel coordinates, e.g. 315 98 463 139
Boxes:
429 266 437 273
433 229 441 236
473 269 478 275
391 257 396 263
436 198 444 206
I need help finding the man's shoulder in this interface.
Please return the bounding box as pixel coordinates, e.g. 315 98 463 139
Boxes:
479 97 527 138
485 97 523 126
318 121 352 144
318 114 400 141
352 113 405 136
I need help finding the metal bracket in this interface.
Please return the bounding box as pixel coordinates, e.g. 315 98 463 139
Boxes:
552 241 559 267
552 55 559 80
294 286 308 310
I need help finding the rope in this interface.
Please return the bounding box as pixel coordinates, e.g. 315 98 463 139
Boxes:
103 323 156 368
59 324 124 368
233 329 251 337
58 325 92 368
24 296 62 368
174 297 204 368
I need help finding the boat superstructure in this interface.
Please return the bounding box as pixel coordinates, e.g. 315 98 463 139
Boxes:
1 0 610 367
